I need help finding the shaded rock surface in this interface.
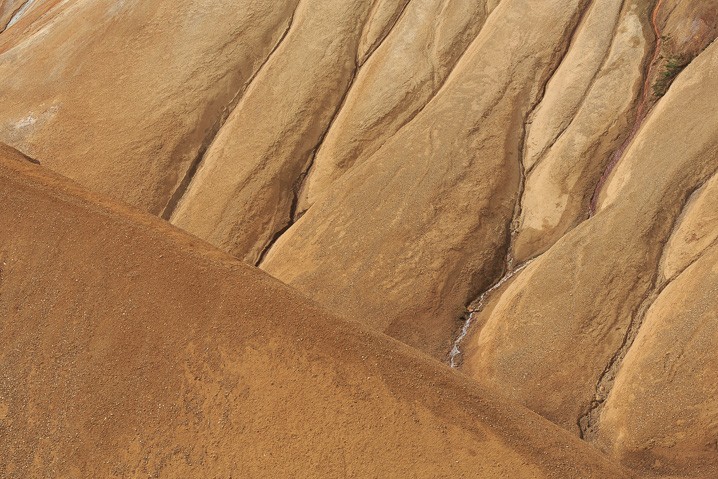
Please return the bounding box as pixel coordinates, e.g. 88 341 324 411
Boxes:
0 0 27 31
170 0 408 264
0 0 299 214
596 242 718 477
514 0 650 262
263 0 588 357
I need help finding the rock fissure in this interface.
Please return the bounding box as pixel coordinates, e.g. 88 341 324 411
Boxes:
161 8 299 221
525 0 625 178
254 167 305 267
5 0 35 30
448 257 535 368
589 0 666 215
252 74 363 268
257 56 365 265
292 64 360 222
660 169 718 283
358 0 413 66
449 0 593 368
578 180 710 440
258 8 396 265
377 0 505 149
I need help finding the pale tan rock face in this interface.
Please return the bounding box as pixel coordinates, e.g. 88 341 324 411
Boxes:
596 244 718 477
170 0 408 264
296 0 494 214
522 0 624 173
0 0 25 30
0 0 298 214
514 0 650 262
262 0 589 357
661 0 717 57
0 0 63 51
465 38 718 435
662 172 718 280
2 1 718 477
357 0 411 63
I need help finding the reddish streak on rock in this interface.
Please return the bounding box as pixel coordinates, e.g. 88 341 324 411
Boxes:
589 0 666 215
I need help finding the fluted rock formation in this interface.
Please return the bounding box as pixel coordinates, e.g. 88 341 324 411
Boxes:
0 0 299 213
1 0 717 476
262 0 589 356
465 33 718 473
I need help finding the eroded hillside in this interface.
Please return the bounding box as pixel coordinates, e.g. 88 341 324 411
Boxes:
0 146 630 477
0 0 716 477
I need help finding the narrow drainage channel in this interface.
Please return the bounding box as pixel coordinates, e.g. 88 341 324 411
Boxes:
6 0 36 29
589 0 665 214
449 258 534 368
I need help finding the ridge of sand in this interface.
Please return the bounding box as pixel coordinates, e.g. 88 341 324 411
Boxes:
0 144 630 477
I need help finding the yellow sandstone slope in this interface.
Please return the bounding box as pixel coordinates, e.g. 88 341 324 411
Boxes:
464 30 718 478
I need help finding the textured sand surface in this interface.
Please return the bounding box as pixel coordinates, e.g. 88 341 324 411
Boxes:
0 146 630 478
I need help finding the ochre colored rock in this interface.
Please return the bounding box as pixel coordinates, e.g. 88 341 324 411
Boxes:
521 0 625 174
170 0 407 264
0 0 64 50
464 38 718 436
662 171 718 280
660 0 717 57
296 0 496 214
514 0 650 262
2 2 718 477
0 0 298 214
596 243 718 477
0 0 24 31
262 0 589 357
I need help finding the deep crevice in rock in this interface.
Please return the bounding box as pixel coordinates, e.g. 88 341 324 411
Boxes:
447 0 594 368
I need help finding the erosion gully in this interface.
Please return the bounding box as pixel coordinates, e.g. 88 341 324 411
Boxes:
6 0 36 29
589 0 666 214
448 258 534 368
449 0 666 368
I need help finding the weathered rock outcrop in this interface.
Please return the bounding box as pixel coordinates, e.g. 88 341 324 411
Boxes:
1 1 717 477
0 0 63 50
0 0 298 214
595 242 718 477
662 171 718 280
296 0 496 214
660 0 717 58
513 0 650 262
0 0 25 31
262 0 589 357
465 33 718 455
170 0 408 263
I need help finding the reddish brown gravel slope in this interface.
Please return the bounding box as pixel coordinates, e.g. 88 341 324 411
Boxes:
0 145 631 478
